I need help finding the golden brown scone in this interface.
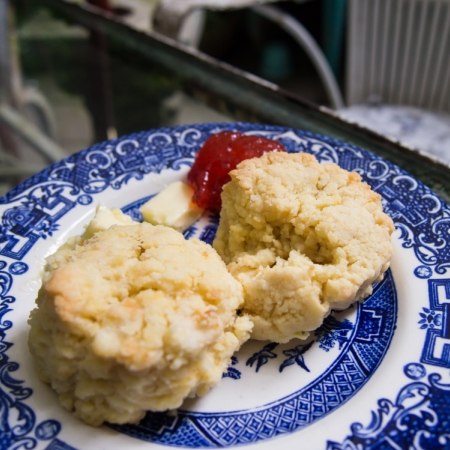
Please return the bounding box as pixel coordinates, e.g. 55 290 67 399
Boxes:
28 223 252 426
213 152 394 343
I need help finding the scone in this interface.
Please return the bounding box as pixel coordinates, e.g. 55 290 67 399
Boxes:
28 223 252 426
213 152 394 343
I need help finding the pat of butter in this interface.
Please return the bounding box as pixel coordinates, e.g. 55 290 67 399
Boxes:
83 205 135 239
140 181 203 231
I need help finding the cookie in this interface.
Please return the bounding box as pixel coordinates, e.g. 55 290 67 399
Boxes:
28 223 252 426
213 152 394 343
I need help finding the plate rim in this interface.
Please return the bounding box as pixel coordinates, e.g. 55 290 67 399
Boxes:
1 122 449 450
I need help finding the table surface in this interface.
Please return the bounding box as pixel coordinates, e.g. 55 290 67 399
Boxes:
2 0 450 203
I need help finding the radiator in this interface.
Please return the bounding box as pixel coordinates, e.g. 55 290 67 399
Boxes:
346 0 450 113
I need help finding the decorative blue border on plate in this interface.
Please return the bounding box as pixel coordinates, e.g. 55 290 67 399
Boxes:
420 278 450 369
326 363 450 450
1 123 449 449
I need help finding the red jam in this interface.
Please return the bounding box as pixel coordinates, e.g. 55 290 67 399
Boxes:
187 131 286 212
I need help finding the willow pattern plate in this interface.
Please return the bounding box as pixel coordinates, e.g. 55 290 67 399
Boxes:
1 123 449 450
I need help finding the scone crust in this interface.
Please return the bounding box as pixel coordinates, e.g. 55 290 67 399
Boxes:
213 152 394 343
29 223 252 426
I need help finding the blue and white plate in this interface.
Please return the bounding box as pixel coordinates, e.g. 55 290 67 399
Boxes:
1 123 449 450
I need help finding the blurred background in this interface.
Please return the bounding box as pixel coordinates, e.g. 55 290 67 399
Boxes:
1 0 449 194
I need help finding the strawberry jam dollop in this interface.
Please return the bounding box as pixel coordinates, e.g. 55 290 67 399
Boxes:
187 131 286 212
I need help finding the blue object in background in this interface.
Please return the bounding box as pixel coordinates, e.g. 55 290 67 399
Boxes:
323 0 346 77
